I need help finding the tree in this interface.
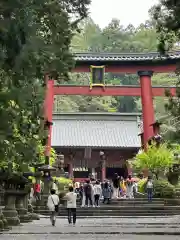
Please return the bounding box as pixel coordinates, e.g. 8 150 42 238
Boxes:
0 0 90 171
151 1 180 53
151 1 180 142
133 143 173 179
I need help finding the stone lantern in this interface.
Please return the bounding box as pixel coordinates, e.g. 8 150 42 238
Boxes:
36 164 56 213
55 154 65 177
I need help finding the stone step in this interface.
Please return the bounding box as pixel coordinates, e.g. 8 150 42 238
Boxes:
36 209 180 216
35 204 180 211
36 207 180 214
58 207 180 212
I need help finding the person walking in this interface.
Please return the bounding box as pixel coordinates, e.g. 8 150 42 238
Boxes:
93 181 102 207
47 189 59 226
65 186 77 225
146 178 153 201
84 180 93 207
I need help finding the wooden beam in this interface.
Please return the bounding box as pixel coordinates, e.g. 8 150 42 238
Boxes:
72 64 177 73
54 85 176 97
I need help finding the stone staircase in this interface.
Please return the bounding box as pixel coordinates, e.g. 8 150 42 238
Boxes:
34 198 180 217
57 198 180 217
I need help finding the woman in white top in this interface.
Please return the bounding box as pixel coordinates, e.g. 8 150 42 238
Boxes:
47 189 59 226
93 181 102 207
64 186 77 225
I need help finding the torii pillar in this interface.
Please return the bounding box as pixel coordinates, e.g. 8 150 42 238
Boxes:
138 71 155 148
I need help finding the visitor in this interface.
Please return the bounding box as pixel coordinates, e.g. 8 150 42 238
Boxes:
47 189 59 226
84 180 93 207
65 186 77 225
133 180 138 196
146 178 153 201
102 181 112 204
93 180 102 207
112 173 120 198
126 175 134 199
120 177 126 198
34 182 41 201
79 183 84 207
75 181 80 193
52 179 59 195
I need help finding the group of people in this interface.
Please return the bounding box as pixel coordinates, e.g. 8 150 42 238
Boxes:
76 173 154 203
46 173 154 227
75 174 138 207
77 179 113 207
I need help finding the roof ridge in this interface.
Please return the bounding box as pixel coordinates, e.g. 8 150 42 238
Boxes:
74 51 180 56
74 51 180 62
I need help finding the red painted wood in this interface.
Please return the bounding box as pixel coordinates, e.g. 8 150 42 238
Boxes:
54 85 176 96
139 74 154 146
73 64 177 73
45 77 54 157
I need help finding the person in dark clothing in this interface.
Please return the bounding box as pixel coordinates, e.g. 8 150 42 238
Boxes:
79 184 84 206
84 180 93 207
102 182 112 204
112 173 120 198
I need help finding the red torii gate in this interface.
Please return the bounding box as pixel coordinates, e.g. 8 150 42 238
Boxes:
45 51 180 160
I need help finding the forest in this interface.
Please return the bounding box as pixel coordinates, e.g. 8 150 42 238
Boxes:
54 18 177 121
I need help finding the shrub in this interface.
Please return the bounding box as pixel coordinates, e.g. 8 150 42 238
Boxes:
138 178 147 193
53 177 72 192
133 143 173 179
153 179 175 198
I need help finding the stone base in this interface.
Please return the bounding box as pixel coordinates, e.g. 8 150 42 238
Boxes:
30 212 40 220
3 209 20 226
0 219 4 231
34 205 49 215
1 214 11 230
17 208 32 223
28 203 40 220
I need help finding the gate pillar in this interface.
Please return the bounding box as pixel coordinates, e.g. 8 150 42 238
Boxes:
138 71 155 148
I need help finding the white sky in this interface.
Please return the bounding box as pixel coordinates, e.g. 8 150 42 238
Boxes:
90 0 159 28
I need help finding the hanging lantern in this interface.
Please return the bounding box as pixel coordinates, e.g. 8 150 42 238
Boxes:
90 66 105 89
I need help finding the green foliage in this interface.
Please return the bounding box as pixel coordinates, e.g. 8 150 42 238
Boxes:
151 1 180 53
138 178 147 193
153 179 175 198
0 0 90 171
133 143 173 179
36 142 56 166
53 177 72 201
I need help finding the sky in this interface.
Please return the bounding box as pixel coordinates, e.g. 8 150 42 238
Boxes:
89 0 159 29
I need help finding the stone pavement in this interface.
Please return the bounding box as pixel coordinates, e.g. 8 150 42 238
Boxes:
1 216 180 240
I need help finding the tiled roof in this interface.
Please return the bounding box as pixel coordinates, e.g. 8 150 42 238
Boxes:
74 51 180 62
52 113 141 148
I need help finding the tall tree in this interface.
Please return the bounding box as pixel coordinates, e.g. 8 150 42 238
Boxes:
0 0 90 170
151 0 180 142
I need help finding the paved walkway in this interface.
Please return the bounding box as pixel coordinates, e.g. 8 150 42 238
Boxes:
1 216 180 239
